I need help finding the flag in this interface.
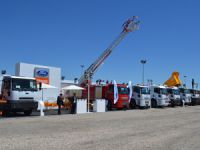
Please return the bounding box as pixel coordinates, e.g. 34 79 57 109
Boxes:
113 80 119 104
128 81 132 102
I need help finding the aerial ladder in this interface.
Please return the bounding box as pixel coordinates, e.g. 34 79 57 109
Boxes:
78 16 140 86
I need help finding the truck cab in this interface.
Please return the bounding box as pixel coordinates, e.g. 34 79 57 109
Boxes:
167 87 181 107
189 89 200 105
0 75 38 115
150 85 170 108
103 84 129 110
130 85 151 109
179 88 191 105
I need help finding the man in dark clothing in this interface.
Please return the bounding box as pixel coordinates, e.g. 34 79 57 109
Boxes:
71 93 77 114
57 93 64 115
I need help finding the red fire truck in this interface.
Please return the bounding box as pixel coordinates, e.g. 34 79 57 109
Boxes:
79 16 139 110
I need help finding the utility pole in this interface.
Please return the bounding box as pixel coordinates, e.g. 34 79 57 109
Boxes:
140 59 147 85
184 75 187 88
80 65 84 76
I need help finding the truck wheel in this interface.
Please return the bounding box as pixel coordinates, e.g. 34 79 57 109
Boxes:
171 100 175 107
2 111 10 117
151 99 157 108
129 100 136 109
107 101 112 111
24 110 32 116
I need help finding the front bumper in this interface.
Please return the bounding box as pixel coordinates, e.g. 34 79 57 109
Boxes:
1 100 38 111
170 99 181 106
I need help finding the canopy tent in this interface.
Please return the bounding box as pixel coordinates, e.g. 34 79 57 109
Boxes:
37 83 57 89
37 83 58 102
62 85 85 90
62 85 85 99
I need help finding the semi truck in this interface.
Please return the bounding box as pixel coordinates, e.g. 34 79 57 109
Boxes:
130 85 151 109
179 88 191 105
0 75 38 115
189 89 200 105
150 85 170 108
167 87 181 107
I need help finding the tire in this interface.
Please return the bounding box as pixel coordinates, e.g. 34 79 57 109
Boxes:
24 110 32 116
171 100 175 107
2 111 10 117
129 99 136 109
151 99 157 108
107 100 112 111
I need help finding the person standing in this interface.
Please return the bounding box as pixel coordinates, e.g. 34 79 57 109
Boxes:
57 93 64 115
71 93 77 114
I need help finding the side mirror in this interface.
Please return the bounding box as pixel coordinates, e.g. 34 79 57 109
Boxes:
39 82 42 91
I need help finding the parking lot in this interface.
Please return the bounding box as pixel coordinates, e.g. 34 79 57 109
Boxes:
0 106 200 150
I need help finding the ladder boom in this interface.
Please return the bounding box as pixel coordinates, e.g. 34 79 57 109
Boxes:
79 16 140 85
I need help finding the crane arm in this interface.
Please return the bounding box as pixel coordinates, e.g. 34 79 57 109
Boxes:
79 16 140 85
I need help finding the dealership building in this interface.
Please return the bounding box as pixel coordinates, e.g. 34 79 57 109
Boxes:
15 62 75 104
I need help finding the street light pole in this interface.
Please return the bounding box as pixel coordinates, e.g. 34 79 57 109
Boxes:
87 76 90 113
140 59 147 85
184 75 187 88
80 65 84 75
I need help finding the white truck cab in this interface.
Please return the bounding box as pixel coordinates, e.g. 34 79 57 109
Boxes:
0 75 38 115
179 88 191 105
189 89 200 105
167 87 181 107
150 85 170 108
130 85 151 109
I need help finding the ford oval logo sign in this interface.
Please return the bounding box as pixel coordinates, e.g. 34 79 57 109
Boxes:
37 70 49 77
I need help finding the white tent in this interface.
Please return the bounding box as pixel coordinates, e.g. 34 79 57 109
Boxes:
38 83 57 89
62 85 85 98
62 85 84 90
37 83 58 101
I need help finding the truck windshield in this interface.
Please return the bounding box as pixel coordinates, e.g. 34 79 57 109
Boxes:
184 89 190 94
12 78 37 91
141 87 150 94
118 86 128 95
173 89 180 95
161 88 167 95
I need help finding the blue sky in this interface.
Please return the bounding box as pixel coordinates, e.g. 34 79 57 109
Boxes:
0 0 200 88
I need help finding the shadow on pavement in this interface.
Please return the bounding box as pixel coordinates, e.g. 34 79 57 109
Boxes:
0 108 70 118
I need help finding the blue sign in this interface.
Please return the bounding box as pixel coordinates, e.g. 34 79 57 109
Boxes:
34 68 49 78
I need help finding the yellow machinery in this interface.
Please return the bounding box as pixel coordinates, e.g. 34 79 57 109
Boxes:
164 72 182 87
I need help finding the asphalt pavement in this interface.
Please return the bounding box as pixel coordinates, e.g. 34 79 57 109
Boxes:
0 106 200 150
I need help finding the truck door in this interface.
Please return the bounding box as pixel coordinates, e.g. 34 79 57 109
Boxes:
2 77 11 101
134 87 140 105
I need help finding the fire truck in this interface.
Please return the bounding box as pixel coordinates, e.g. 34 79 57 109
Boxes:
78 16 140 110
103 83 129 110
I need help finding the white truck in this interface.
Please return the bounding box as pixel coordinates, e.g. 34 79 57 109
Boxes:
179 88 191 105
167 87 181 107
129 85 151 109
0 75 38 115
189 89 200 105
150 85 170 108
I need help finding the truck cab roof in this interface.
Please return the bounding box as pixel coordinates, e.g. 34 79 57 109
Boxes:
134 85 149 88
3 75 36 80
151 85 167 89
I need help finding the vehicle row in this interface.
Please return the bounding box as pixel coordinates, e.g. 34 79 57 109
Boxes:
127 84 200 110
